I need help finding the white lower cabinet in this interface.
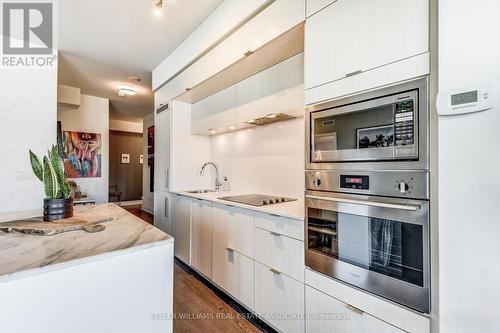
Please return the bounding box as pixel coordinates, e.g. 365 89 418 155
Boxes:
170 195 191 264
212 242 254 310
305 286 405 333
212 204 255 258
255 262 305 333
254 227 305 282
190 199 213 278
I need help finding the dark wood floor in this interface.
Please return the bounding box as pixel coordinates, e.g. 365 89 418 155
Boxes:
123 205 262 333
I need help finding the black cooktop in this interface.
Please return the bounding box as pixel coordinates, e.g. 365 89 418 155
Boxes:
218 194 297 207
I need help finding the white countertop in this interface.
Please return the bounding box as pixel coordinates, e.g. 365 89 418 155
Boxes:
0 204 173 283
171 191 304 221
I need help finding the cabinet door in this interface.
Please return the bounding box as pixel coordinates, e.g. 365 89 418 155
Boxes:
154 192 169 233
254 228 305 282
305 0 429 90
305 286 405 333
171 195 191 264
154 109 170 192
212 204 254 258
191 199 213 278
212 242 254 310
255 262 305 333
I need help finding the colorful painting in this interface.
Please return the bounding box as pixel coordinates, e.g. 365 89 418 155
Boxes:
63 131 102 178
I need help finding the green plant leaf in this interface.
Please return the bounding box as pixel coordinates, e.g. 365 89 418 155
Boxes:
29 150 43 182
43 156 59 199
49 145 68 198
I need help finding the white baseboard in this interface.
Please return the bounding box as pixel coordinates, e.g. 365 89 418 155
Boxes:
142 206 153 215
118 200 143 207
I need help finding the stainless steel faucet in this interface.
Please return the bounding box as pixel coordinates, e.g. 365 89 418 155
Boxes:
200 161 221 191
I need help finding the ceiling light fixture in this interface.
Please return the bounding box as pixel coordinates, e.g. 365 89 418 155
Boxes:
117 86 137 96
153 0 163 16
266 114 277 118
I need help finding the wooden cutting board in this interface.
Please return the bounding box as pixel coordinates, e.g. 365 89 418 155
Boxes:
0 216 114 236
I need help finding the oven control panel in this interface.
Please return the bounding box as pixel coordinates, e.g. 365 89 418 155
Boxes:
340 175 369 190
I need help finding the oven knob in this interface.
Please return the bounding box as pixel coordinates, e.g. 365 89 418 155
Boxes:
263 200 269 205
398 182 410 193
280 197 286 202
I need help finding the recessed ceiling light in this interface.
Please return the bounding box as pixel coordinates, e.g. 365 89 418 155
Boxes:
246 119 255 123
266 114 277 118
117 86 137 96
153 0 163 16
229 126 235 130
208 128 216 135
128 76 141 82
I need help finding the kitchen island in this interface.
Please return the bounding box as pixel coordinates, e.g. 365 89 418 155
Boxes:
0 203 174 333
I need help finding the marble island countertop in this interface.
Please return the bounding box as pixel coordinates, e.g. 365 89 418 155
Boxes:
0 203 172 282
171 190 305 221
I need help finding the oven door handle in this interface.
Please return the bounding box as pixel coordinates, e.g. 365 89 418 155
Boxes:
305 195 420 211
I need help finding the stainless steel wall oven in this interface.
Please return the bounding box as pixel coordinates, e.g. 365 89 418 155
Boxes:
305 78 431 314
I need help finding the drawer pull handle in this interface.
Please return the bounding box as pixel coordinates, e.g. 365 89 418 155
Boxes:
225 247 234 253
345 70 363 77
346 304 364 315
270 231 281 237
270 268 281 275
269 213 281 218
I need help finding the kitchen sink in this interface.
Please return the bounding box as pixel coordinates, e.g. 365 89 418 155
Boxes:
186 189 216 194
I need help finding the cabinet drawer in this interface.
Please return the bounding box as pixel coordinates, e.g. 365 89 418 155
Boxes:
255 262 305 333
212 242 254 310
306 286 405 333
255 211 304 241
213 204 254 258
255 228 305 282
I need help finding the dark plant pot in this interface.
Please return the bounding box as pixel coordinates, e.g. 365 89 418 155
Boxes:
43 198 74 221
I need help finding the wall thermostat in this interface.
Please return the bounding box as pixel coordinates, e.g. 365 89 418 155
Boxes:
437 84 496 116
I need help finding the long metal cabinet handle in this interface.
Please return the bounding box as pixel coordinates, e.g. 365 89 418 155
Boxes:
165 168 169 190
270 268 281 275
345 304 364 315
305 195 420 211
164 197 169 217
345 69 363 77
225 247 234 252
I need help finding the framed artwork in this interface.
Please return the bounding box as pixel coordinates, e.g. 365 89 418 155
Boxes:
63 131 102 178
357 125 394 149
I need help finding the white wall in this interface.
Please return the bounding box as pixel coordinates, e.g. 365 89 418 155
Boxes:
0 65 58 214
142 113 155 214
438 1 500 332
58 94 110 203
109 118 143 133
210 117 304 198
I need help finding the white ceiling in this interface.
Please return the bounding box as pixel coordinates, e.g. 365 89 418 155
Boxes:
58 0 223 121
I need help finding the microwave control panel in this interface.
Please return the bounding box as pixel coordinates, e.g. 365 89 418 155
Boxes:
394 100 415 146
340 175 369 190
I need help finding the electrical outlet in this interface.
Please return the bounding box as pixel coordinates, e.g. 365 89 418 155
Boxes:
121 154 130 164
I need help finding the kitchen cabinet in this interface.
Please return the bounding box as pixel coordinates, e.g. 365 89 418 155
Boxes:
190 199 213 278
170 195 191 264
154 106 171 192
212 204 255 258
255 262 305 333
153 192 169 233
254 211 304 241
254 227 305 282
305 286 406 333
305 0 429 104
191 52 305 135
212 242 255 310
154 0 305 104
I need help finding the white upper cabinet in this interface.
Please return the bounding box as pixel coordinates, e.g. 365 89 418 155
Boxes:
191 52 305 135
305 0 429 103
153 0 305 104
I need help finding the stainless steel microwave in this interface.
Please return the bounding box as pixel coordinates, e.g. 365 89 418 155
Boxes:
306 78 429 170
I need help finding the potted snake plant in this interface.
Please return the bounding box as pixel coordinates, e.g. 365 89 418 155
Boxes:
29 145 74 221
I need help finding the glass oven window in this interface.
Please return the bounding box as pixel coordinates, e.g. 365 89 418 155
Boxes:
307 207 424 287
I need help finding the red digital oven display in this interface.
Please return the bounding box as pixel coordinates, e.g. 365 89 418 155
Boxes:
346 177 363 184
340 175 370 190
